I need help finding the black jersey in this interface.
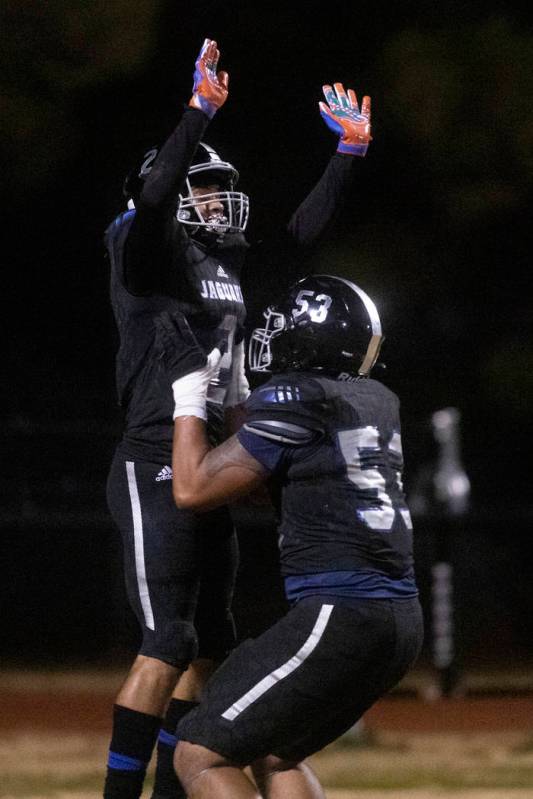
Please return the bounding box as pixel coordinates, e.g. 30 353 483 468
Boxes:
105 107 249 460
237 372 418 601
106 208 247 459
105 107 357 463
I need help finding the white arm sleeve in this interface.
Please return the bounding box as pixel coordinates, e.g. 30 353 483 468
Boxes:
172 348 222 420
223 340 251 409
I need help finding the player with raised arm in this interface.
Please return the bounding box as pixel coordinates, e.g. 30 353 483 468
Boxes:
103 34 372 799
166 275 423 798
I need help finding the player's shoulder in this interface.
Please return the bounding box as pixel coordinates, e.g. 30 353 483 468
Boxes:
105 209 136 245
331 373 400 403
243 372 327 444
363 376 400 406
247 372 326 412
111 209 136 230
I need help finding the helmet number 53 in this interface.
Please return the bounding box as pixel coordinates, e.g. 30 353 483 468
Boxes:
292 290 332 324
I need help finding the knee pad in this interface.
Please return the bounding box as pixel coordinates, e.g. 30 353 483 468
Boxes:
139 619 199 668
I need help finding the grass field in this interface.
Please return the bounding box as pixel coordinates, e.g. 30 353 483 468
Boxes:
1 669 533 798
2 729 533 798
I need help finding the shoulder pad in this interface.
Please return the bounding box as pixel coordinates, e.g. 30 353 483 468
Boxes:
113 209 136 229
245 374 326 436
105 210 135 247
243 419 316 445
247 375 325 410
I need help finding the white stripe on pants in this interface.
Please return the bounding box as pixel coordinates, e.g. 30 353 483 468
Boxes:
221 603 334 721
126 460 155 631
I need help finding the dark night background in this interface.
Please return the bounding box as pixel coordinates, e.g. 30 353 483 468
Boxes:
2 1 532 675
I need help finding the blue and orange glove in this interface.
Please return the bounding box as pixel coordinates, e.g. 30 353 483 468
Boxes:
319 83 372 156
189 38 229 119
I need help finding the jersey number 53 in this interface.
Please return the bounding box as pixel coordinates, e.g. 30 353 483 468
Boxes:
337 425 413 533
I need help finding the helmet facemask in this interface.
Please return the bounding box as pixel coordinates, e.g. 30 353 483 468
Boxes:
177 163 249 238
123 142 249 238
248 308 287 372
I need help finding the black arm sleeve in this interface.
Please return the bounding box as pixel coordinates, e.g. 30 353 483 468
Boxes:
123 107 210 295
286 153 356 246
241 154 358 323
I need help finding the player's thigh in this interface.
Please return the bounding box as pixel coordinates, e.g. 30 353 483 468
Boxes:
196 506 239 607
194 506 239 659
106 454 204 662
274 596 424 761
177 596 422 764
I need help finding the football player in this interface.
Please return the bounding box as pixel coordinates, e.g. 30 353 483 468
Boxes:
168 275 424 799
103 35 372 799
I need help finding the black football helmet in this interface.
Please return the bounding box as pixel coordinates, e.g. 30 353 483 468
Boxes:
249 274 384 377
122 142 249 236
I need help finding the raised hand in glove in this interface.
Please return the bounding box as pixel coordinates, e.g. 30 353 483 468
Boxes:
319 83 371 157
154 310 222 420
189 38 229 119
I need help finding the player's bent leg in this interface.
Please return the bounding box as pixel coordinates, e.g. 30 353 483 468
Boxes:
252 755 326 799
194 507 239 665
107 462 240 797
173 656 218 701
152 513 237 799
105 615 198 799
152 508 240 798
116 655 182 715
174 741 260 799
103 655 183 799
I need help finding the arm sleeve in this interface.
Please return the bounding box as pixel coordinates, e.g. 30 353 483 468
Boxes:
286 154 355 247
123 107 210 295
241 155 357 324
223 339 251 409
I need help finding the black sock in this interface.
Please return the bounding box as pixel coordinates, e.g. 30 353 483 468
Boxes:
151 698 199 799
103 704 162 799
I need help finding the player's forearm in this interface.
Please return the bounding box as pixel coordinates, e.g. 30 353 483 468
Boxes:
139 38 228 213
287 82 370 247
123 108 209 293
286 154 355 246
224 403 247 437
172 419 267 512
172 416 211 506
139 108 209 213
